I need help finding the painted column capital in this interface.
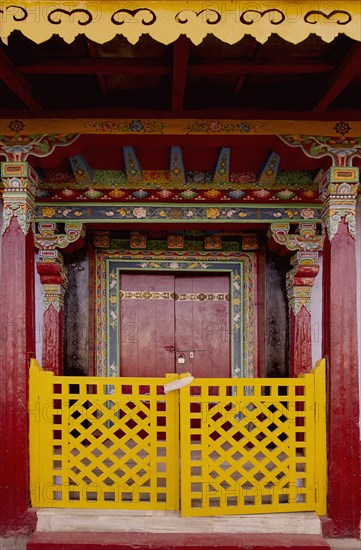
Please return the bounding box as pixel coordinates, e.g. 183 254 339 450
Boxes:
1 161 37 236
286 253 320 315
320 166 360 241
268 222 324 254
35 221 86 251
268 223 323 316
37 254 68 313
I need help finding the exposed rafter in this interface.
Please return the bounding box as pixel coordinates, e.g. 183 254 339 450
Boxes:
235 38 258 94
0 46 43 112
16 58 333 76
172 36 190 111
87 40 108 96
313 43 361 113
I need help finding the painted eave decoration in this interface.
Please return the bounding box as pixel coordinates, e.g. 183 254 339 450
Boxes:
0 1 361 46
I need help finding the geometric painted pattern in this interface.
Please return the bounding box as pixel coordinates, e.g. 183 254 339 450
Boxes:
119 290 231 302
95 250 257 379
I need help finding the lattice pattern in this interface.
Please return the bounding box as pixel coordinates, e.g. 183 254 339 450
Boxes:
180 372 323 516
30 360 326 516
30 364 179 509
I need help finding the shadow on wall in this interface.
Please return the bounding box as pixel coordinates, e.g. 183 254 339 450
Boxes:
265 248 290 378
63 248 89 376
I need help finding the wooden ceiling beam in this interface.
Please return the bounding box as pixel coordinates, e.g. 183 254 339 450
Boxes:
87 40 108 96
18 59 171 75
0 46 43 112
0 107 360 121
172 36 190 111
17 58 333 76
235 38 258 94
313 43 361 112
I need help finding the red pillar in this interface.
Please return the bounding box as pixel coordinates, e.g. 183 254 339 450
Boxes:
287 256 320 376
0 162 37 535
268 223 323 377
321 167 361 538
36 251 66 375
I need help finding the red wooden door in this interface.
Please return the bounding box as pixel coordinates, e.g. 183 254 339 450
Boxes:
120 273 230 378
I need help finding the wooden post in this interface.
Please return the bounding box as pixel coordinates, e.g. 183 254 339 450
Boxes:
287 252 320 376
36 250 67 375
321 166 361 538
268 223 323 376
0 162 37 535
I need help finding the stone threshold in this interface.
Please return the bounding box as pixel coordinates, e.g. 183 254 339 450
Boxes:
36 509 322 535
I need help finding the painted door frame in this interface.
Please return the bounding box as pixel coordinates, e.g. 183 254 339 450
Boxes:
95 250 257 378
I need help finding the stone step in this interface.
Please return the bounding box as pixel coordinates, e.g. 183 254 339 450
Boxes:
35 510 322 535
27 532 330 550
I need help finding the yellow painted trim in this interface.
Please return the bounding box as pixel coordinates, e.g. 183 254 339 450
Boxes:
0 1 360 46
1 119 361 138
312 358 328 516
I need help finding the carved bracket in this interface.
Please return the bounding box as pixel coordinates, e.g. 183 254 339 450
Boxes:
0 134 79 162
278 134 361 167
35 222 86 251
268 222 323 316
268 222 324 255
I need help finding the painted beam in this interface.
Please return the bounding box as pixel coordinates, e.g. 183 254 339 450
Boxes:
17 58 334 76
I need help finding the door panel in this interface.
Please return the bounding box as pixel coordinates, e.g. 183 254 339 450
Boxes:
119 273 230 378
175 275 230 378
120 273 175 377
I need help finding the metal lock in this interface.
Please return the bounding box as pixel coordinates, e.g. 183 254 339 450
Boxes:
177 353 186 364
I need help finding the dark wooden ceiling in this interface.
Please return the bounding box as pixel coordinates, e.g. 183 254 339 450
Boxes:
1 31 360 118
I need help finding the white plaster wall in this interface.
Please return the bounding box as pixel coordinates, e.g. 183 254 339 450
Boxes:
311 256 323 367
356 202 361 432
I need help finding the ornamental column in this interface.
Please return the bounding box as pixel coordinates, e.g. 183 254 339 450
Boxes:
268 222 323 376
279 133 361 538
35 222 85 375
320 165 361 538
0 161 37 535
36 249 67 374
0 131 80 536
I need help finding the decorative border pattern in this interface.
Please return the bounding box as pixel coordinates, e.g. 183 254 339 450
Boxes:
36 203 321 223
1 120 361 137
119 290 231 302
0 2 360 46
95 250 257 379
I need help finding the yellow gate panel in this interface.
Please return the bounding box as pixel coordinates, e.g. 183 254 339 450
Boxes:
30 360 179 510
30 359 326 516
179 362 326 516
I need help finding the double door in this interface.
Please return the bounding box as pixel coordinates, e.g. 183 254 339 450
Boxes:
120 273 231 378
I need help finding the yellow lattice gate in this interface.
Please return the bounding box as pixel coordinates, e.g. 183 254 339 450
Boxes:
29 359 326 516
30 362 180 510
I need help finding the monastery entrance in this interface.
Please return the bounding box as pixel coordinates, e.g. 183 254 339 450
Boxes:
119 273 231 379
